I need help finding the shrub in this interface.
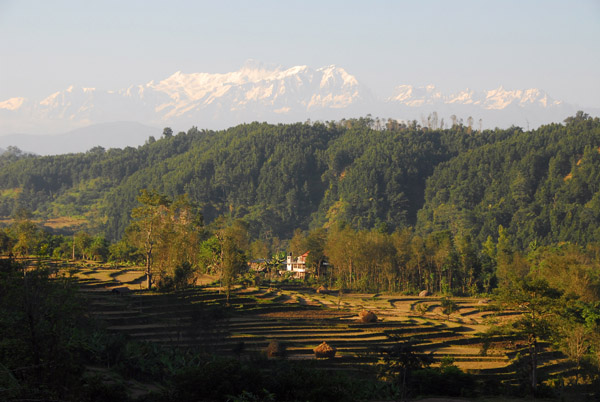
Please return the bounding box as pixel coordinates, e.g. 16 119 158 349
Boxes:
266 340 286 358
409 366 476 397
173 261 195 290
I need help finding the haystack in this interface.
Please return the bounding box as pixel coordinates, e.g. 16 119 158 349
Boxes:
419 290 430 297
359 310 377 323
313 342 336 358
266 340 286 358
316 285 328 294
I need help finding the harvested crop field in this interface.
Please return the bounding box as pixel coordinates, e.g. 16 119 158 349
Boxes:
70 267 573 386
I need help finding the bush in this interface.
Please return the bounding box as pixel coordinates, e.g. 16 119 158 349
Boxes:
409 366 476 397
441 297 458 318
0 259 96 399
173 261 195 290
156 275 175 291
266 340 286 358
80 376 129 402
169 359 264 401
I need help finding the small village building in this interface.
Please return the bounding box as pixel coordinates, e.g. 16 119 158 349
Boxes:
285 251 309 279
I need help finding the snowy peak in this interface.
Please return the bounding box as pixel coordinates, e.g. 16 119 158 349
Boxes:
483 87 560 109
0 62 372 133
389 84 561 110
389 85 442 106
0 62 587 135
140 63 367 119
317 65 358 89
0 97 25 110
149 64 360 100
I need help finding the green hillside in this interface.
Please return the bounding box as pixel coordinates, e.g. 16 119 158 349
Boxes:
418 112 600 248
1 113 599 250
0 119 501 240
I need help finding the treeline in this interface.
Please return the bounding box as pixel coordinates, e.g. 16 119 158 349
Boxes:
4 202 598 301
289 223 600 298
0 213 109 261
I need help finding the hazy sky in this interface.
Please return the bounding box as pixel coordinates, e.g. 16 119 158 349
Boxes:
1 0 599 107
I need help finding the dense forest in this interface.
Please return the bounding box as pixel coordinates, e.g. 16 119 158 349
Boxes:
418 114 600 248
0 113 598 249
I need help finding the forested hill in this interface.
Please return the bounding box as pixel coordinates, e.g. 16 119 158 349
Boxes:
0 113 599 248
418 112 600 249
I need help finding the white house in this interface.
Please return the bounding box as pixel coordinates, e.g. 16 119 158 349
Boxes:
285 251 309 278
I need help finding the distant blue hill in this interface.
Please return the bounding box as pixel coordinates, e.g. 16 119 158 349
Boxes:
0 121 160 155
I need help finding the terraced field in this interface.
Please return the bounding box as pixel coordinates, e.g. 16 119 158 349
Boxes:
73 267 573 384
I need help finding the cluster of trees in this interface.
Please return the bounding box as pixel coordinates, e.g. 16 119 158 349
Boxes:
0 191 249 301
288 223 600 298
493 241 600 394
322 226 494 294
117 190 250 297
0 213 108 262
0 258 102 399
124 190 203 289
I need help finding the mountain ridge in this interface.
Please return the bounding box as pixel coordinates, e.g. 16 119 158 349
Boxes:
0 62 595 137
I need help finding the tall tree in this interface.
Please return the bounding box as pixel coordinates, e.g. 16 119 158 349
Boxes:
303 228 328 279
215 220 248 302
497 277 563 394
162 127 173 138
129 189 171 289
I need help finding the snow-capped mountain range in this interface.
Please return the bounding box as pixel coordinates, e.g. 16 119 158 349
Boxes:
0 62 373 136
389 84 561 110
0 61 592 153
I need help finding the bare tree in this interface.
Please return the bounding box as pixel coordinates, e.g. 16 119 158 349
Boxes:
431 111 439 129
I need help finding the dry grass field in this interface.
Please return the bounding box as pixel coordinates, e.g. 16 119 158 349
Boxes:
66 265 574 395
0 216 87 231
42 216 88 230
